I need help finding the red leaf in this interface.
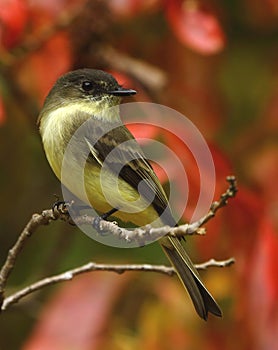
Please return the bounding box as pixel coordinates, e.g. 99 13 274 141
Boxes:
244 0 278 28
166 0 226 55
108 70 135 90
107 0 161 18
126 123 160 144
248 217 278 349
0 97 5 125
223 188 263 252
198 186 262 259
22 273 130 350
0 0 28 48
246 143 278 226
17 33 72 103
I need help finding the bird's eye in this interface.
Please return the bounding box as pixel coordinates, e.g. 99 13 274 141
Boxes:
82 81 93 91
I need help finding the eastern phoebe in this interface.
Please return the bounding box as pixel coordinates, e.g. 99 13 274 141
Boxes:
37 68 221 320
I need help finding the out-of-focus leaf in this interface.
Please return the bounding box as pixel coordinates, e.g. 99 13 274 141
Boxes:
248 217 278 350
161 133 233 224
201 187 263 259
156 40 226 138
140 277 193 349
125 126 233 226
0 97 5 125
109 70 135 89
265 86 278 131
165 0 226 55
126 123 160 144
245 0 278 28
245 142 278 226
194 145 234 257
22 273 131 350
29 0 72 16
17 33 72 103
109 69 154 103
107 0 160 19
166 82 225 138
0 0 28 48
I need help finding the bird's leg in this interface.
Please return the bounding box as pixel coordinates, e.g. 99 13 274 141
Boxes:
101 207 119 220
93 208 118 231
52 199 70 215
52 198 90 217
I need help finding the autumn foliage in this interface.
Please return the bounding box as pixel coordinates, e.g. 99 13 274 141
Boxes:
0 0 278 349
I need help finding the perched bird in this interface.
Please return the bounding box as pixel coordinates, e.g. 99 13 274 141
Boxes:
38 68 222 320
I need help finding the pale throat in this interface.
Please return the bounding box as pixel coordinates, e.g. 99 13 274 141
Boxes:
40 98 120 133
40 98 121 156
53 98 121 121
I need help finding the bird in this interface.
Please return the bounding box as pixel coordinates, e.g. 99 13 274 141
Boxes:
37 68 222 320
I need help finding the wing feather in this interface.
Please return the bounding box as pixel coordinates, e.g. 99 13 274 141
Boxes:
85 121 175 226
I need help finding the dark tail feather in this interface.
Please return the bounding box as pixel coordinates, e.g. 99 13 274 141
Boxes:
160 235 222 320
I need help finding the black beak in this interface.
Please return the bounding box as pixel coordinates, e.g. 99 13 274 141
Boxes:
108 87 137 96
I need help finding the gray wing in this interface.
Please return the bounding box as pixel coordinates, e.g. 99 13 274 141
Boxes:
85 121 175 226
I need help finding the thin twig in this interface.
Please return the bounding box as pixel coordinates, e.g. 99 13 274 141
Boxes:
1 257 234 311
173 176 238 237
0 208 70 307
194 257 235 270
0 212 54 305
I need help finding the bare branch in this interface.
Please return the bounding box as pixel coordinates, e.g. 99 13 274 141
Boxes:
0 176 237 311
72 175 238 242
1 257 234 311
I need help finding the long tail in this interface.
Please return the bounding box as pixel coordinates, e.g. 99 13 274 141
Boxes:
160 235 222 320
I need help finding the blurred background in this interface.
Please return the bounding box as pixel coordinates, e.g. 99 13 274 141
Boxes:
0 0 277 349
